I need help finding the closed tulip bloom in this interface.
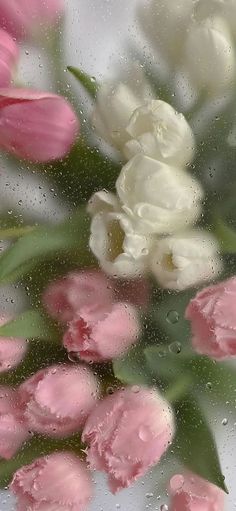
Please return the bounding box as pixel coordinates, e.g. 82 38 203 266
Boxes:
116 155 203 236
19 365 99 437
185 16 235 94
150 230 222 290
0 88 79 162
0 29 19 86
63 302 140 362
92 66 153 150
185 276 236 359
82 386 175 493
88 190 152 278
0 0 64 40
124 100 195 167
43 270 113 323
169 473 225 511
10 452 93 511
0 386 29 459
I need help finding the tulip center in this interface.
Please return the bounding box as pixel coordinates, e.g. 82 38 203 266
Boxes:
107 220 125 262
162 253 177 271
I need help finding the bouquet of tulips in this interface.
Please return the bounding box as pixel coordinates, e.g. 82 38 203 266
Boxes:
1 0 236 510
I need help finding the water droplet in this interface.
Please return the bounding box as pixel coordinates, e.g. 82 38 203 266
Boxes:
158 350 166 358
166 310 179 324
206 382 212 390
222 418 228 426
68 352 79 363
169 342 181 354
170 474 185 491
160 505 169 511
107 387 114 395
138 425 151 442
131 385 140 393
146 492 154 498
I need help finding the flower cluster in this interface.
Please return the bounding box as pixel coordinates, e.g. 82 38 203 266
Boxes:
88 78 222 290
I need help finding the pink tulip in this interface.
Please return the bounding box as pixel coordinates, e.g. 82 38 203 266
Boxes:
0 0 64 40
169 473 225 511
19 364 99 437
0 386 29 459
0 29 19 86
10 452 93 511
0 88 79 162
186 276 236 359
63 302 140 362
43 270 113 323
82 386 174 493
0 337 27 372
0 316 27 372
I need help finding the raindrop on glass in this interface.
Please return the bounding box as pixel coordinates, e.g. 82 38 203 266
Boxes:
166 310 179 324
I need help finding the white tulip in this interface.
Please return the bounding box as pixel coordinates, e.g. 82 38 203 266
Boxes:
185 16 235 94
88 191 152 278
116 154 203 236
91 66 153 150
137 0 193 61
123 100 195 166
196 0 236 36
150 230 222 290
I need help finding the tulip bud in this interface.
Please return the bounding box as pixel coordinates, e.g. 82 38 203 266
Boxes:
116 155 203 235
63 302 140 362
88 190 152 278
184 16 235 94
0 386 29 459
0 88 79 162
150 230 222 290
19 365 99 437
169 472 225 511
0 0 64 40
124 100 195 167
10 452 93 511
43 270 113 323
91 66 153 150
186 276 236 359
83 386 175 493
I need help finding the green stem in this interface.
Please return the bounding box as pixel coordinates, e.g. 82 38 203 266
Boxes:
165 374 192 403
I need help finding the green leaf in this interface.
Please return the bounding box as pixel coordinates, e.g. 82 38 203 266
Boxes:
113 347 151 386
173 395 227 492
0 310 59 342
0 208 91 283
144 345 186 380
214 218 236 253
190 356 236 406
0 434 83 487
67 66 98 98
